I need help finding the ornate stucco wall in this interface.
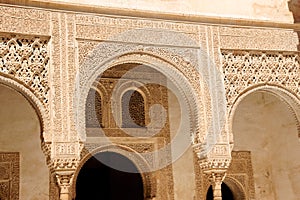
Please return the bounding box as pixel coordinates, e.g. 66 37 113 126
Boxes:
0 0 299 199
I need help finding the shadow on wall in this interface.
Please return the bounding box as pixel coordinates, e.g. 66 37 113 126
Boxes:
288 0 300 51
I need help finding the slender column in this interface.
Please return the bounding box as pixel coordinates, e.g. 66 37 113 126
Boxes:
56 171 74 200
207 171 226 200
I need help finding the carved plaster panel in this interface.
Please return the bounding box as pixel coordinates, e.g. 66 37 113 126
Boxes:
0 6 50 35
0 152 19 200
219 27 299 51
222 50 300 108
75 14 202 45
0 34 50 106
227 151 255 200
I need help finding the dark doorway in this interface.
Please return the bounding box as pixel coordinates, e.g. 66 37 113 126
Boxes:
206 183 234 200
75 152 144 200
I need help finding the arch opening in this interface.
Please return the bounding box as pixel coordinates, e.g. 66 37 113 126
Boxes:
81 61 198 199
0 83 49 199
206 183 234 200
231 89 300 199
75 152 144 200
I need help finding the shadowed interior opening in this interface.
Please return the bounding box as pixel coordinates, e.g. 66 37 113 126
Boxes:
75 152 144 200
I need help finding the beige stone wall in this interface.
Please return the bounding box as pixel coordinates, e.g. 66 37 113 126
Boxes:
39 0 294 23
233 92 300 200
0 84 49 199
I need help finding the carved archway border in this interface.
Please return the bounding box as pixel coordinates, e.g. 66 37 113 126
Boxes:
203 175 247 200
0 74 50 141
71 144 156 199
76 49 208 146
224 176 247 200
228 84 300 143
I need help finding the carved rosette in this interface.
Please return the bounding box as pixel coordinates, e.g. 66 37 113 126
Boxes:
0 35 50 106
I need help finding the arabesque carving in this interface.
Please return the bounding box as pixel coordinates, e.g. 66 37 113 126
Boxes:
0 34 50 105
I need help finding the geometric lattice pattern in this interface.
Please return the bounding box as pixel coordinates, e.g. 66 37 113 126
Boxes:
222 50 300 107
122 90 146 128
0 35 49 105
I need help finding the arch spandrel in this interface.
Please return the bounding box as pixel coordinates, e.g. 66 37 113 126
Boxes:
0 34 50 106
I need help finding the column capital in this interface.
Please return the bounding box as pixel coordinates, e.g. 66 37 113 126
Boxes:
205 170 226 184
55 171 75 200
205 170 227 200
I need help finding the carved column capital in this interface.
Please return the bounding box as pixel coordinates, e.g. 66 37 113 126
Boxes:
55 171 75 200
197 143 230 200
49 156 80 200
56 171 74 188
205 170 227 200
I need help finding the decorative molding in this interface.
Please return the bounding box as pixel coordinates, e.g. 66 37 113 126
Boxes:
0 6 50 35
49 158 80 172
196 143 232 171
